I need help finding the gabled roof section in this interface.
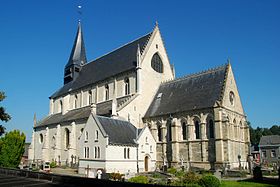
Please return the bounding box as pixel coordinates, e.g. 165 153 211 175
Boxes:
145 64 228 118
259 135 280 146
51 32 152 99
96 116 137 146
65 21 87 68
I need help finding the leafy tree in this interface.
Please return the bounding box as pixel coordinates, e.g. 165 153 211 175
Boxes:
0 92 11 136
0 130 25 168
248 121 280 145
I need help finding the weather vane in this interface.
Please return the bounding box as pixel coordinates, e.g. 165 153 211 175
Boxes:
77 5 82 21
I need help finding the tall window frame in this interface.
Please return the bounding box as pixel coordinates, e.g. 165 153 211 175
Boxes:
182 122 187 140
88 90 92 105
105 84 109 100
195 120 200 139
124 78 130 95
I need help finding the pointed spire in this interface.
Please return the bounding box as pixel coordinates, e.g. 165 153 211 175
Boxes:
65 21 87 69
33 113 36 127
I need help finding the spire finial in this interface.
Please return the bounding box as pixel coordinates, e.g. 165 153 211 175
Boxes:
227 57 231 64
77 5 82 22
155 20 159 27
33 113 37 127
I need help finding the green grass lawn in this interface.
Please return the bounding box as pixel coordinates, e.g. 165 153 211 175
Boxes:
221 180 277 187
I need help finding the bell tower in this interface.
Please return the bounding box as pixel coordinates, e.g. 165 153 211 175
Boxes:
64 21 87 84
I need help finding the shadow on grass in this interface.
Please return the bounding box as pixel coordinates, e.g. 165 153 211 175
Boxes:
239 177 279 186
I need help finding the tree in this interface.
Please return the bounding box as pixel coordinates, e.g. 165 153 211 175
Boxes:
0 92 11 136
0 130 25 168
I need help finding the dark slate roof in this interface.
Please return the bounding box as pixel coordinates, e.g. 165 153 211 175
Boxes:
259 135 280 146
97 116 137 146
51 32 152 99
36 106 91 127
145 64 228 117
65 21 87 68
36 95 133 127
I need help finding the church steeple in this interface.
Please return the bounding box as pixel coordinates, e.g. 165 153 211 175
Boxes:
64 21 87 84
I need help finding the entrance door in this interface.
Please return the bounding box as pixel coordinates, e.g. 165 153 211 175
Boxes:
144 156 149 172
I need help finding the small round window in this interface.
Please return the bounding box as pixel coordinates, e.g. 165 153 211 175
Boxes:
39 133 43 144
229 91 235 106
151 53 163 73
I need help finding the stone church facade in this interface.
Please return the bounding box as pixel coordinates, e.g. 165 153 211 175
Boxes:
28 21 250 173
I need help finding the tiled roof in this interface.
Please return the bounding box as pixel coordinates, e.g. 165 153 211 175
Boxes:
259 135 280 146
145 64 228 117
51 32 152 99
97 116 137 146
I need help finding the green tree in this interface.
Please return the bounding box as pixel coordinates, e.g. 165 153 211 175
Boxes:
0 92 11 136
0 130 25 168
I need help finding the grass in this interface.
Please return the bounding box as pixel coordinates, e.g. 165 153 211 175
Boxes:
221 180 277 187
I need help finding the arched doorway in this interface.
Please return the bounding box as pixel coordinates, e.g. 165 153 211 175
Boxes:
144 156 149 172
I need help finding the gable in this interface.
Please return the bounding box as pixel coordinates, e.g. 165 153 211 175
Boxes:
221 64 245 115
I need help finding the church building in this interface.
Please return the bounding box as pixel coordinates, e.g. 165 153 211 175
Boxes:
28 21 250 176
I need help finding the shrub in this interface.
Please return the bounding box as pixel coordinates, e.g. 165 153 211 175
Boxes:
167 167 177 175
253 166 263 181
110 172 124 181
50 161 56 168
199 174 220 187
128 175 148 184
183 171 201 185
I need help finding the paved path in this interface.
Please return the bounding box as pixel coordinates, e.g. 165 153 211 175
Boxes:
0 174 57 187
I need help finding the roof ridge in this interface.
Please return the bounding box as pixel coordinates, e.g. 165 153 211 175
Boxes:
83 32 152 67
161 63 228 85
97 115 133 123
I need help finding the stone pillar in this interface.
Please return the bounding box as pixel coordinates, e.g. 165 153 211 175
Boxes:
69 122 77 161
201 121 207 162
49 99 54 115
214 109 224 163
55 124 62 162
62 95 70 115
42 127 50 162
28 129 35 161
136 44 142 94
187 116 194 162
172 118 180 163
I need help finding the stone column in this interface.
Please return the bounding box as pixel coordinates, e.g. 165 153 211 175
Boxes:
172 118 180 163
69 122 77 161
55 124 62 162
214 108 224 163
200 121 207 162
42 127 50 162
187 116 194 162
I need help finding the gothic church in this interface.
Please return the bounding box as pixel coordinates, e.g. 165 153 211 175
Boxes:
28 21 250 176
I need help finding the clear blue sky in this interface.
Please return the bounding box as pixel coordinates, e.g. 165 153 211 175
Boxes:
0 0 279 142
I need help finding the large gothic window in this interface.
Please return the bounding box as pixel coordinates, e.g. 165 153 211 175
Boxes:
88 90 92 105
195 120 200 139
167 120 172 141
157 123 162 142
74 95 78 109
65 128 70 149
124 78 130 95
182 122 187 140
209 120 215 139
151 53 163 73
60 100 63 113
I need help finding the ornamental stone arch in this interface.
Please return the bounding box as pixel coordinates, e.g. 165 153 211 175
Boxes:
192 115 201 139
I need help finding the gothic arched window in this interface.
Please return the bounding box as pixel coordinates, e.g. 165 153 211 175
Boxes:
182 122 187 140
39 133 43 144
124 78 130 95
167 119 172 141
151 53 163 73
88 90 92 105
127 148 130 159
124 148 126 159
209 120 215 139
105 84 109 100
157 124 162 142
195 120 200 139
74 95 78 109
65 128 70 149
60 100 63 113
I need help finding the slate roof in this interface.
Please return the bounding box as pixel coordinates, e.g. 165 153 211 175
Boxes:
97 116 137 146
145 64 228 118
36 95 133 127
259 135 280 146
65 21 87 69
51 32 152 99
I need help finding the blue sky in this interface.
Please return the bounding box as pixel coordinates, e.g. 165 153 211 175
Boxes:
0 0 279 142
